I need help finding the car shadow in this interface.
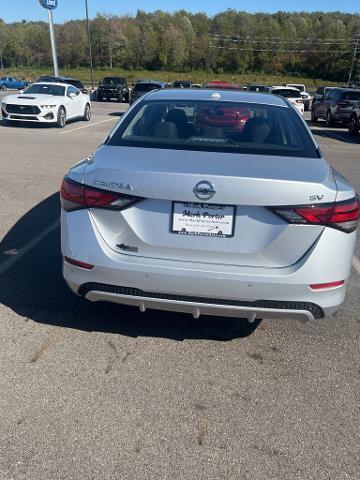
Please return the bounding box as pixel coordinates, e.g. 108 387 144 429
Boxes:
108 112 125 117
0 193 260 341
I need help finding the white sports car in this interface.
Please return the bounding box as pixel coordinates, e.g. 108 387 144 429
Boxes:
1 82 91 127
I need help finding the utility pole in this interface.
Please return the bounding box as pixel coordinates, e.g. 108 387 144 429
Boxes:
84 0 94 89
348 35 359 86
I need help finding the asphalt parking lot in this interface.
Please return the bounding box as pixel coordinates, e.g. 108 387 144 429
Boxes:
0 91 359 480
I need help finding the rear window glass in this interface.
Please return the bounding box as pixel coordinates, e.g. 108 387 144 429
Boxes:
66 80 84 89
341 91 360 100
134 83 161 93
272 89 301 98
108 100 318 158
103 77 125 85
23 84 65 96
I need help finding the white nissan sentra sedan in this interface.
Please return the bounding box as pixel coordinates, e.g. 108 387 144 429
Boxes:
60 89 359 322
1 82 91 127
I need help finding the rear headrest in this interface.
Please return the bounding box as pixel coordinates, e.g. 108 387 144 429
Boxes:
151 121 179 138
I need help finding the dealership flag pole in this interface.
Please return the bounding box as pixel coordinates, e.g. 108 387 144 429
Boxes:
48 9 59 76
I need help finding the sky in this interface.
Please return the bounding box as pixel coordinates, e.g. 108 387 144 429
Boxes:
0 0 359 23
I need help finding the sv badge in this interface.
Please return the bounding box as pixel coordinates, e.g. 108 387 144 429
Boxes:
309 195 325 202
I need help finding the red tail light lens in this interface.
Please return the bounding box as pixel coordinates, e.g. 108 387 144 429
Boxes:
309 280 344 290
271 196 360 233
60 176 142 212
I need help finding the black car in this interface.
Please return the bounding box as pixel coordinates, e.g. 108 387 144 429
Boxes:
129 81 166 105
173 81 193 88
248 84 271 93
348 104 360 135
311 87 360 126
97 77 129 103
36 75 88 94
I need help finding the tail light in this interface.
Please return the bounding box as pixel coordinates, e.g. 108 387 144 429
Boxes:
270 196 360 233
60 176 142 212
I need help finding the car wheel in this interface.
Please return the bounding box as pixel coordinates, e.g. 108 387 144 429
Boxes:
57 106 66 128
348 116 359 135
325 110 333 127
311 109 318 122
2 84 7 91
83 103 91 121
98 95 103 102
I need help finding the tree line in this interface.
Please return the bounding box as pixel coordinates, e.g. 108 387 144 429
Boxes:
0 10 359 81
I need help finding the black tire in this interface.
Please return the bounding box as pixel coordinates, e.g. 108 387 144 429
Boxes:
56 106 66 128
98 95 103 102
83 103 91 121
348 115 359 135
325 110 333 127
311 108 318 123
2 84 7 91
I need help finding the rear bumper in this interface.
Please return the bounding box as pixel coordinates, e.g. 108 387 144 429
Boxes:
61 210 355 320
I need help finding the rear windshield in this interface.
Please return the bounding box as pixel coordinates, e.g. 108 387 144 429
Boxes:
272 89 301 98
173 81 192 88
108 100 318 158
288 85 305 92
66 79 84 89
248 85 269 92
103 77 125 85
23 84 65 96
133 83 161 93
341 91 360 100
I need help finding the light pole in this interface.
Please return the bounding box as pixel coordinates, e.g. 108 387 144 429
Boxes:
38 0 59 76
84 0 94 89
48 8 59 76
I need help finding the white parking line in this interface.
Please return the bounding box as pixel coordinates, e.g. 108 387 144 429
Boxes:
0 221 59 277
60 118 116 135
353 256 360 274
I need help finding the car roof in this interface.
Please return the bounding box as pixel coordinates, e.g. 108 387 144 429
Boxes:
145 88 289 106
30 82 70 88
272 86 299 90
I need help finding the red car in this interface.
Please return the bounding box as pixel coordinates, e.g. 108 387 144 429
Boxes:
195 105 250 133
204 81 243 90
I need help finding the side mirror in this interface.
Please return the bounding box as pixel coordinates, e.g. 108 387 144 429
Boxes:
69 92 77 99
18 89 24 94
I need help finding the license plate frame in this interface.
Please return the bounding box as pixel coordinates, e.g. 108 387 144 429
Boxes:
171 202 236 238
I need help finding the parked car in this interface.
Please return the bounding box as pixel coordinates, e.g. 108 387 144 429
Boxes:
348 104 360 135
129 80 166 105
311 87 360 126
173 81 193 88
286 84 312 110
270 86 304 115
97 76 129 103
60 88 359 322
204 81 243 90
36 75 88 94
0 76 29 90
312 86 336 104
1 82 91 127
248 84 271 93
